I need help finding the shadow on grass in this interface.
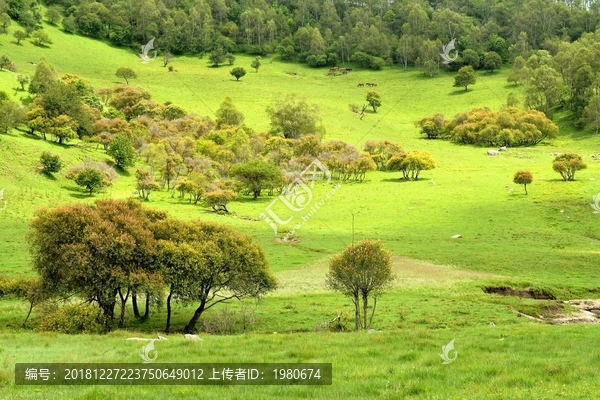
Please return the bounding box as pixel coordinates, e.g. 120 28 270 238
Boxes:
114 166 132 178
380 177 426 183
41 172 57 181
448 88 472 96
30 42 51 49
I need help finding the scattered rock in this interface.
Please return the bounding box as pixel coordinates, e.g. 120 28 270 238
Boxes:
590 178 596 181
560 209 564 213
489 322 495 327
184 334 202 341
451 234 462 239
428 181 435 185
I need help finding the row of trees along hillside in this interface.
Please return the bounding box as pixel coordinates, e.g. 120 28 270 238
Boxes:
2 60 436 211
6 0 600 72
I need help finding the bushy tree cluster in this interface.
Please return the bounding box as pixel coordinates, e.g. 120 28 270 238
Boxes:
419 107 559 147
28 200 277 332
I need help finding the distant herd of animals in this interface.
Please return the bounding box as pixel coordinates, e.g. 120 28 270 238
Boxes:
325 66 377 87
357 82 377 87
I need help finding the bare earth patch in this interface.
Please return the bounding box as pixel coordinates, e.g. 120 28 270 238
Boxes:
511 300 600 324
274 256 498 295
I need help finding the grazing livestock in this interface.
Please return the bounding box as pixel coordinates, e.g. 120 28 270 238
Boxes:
487 150 500 156
329 66 339 72
366 82 378 87
499 146 507 151
357 83 365 87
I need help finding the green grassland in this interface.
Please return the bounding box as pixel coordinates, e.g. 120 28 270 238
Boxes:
0 21 600 399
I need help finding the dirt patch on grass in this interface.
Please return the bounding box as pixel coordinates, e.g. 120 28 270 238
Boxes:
392 257 498 283
483 286 555 299
273 256 499 295
511 300 600 324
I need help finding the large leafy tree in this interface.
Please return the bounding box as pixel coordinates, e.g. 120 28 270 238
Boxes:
29 58 59 95
29 200 165 331
327 239 394 331
107 134 136 169
153 219 277 333
525 64 563 117
230 159 282 199
266 94 325 139
454 66 477 91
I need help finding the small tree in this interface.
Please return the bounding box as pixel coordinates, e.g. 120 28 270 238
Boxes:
251 56 261 72
0 101 26 134
13 30 27 44
483 51 502 72
215 97 244 127
230 159 282 199
209 47 227 66
552 153 587 181
513 170 533 194
0 13 11 34
0 54 10 71
163 51 173 67
327 239 394 331
115 67 137 85
204 190 237 213
45 5 63 24
40 152 63 174
454 66 477 91
31 30 53 46
17 74 30 90
135 169 160 200
74 168 107 195
386 150 436 180
230 67 246 81
107 134 136 169
66 160 116 195
366 91 382 113
226 53 236 65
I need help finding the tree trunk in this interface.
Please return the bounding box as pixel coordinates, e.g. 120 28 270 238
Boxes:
100 301 116 332
118 287 130 327
144 292 150 319
165 289 173 334
362 292 368 330
369 297 378 328
185 299 207 334
352 294 360 331
132 291 140 318
524 184 528 195
22 302 34 328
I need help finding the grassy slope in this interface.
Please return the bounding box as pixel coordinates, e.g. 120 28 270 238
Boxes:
1 22 600 399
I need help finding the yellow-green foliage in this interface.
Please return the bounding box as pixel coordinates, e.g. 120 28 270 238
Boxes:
38 304 103 334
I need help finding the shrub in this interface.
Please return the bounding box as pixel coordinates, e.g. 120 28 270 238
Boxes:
40 151 63 174
38 304 103 334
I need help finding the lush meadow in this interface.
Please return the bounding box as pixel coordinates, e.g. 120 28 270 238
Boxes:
0 21 599 399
